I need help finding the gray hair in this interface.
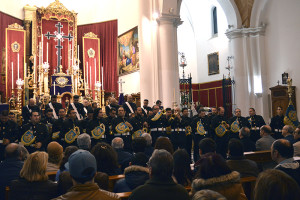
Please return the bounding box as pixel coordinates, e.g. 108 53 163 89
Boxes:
111 137 124 149
192 190 226 200
285 125 294 134
239 127 250 138
149 149 173 180
77 133 91 150
141 133 152 146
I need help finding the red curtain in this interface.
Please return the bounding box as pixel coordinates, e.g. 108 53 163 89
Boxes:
83 37 100 99
192 80 225 108
41 19 73 75
0 11 23 99
77 20 118 94
5 29 25 99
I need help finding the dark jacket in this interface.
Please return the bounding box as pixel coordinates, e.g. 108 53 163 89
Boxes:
191 171 247 200
115 148 133 172
114 165 149 193
240 137 256 152
10 178 58 200
275 159 300 186
226 156 259 177
129 177 189 200
0 158 23 199
53 183 120 200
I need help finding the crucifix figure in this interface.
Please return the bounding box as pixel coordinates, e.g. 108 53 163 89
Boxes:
118 79 125 93
45 22 73 72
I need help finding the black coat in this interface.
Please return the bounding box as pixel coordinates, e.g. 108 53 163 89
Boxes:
10 178 58 200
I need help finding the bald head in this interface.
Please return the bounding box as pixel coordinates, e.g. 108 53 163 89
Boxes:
127 95 133 103
5 143 21 159
111 137 124 149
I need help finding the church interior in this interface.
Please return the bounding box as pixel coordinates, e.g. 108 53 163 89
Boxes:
0 0 300 199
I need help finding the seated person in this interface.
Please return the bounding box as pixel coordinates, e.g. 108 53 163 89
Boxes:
239 127 256 152
192 153 247 200
254 169 300 200
53 150 120 200
226 138 259 177
10 152 58 200
114 152 149 193
47 141 63 172
111 137 133 172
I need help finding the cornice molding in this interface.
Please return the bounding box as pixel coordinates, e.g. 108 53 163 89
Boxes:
225 25 266 39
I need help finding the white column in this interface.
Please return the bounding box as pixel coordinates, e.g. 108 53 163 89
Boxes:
157 14 182 108
226 26 268 119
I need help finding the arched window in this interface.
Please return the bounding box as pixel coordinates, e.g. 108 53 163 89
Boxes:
212 6 218 35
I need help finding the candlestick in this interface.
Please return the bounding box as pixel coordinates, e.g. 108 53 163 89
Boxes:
12 62 14 90
47 42 48 63
34 55 36 83
54 81 56 95
39 42 41 66
17 53 20 80
101 66 104 90
77 45 79 60
41 34 43 63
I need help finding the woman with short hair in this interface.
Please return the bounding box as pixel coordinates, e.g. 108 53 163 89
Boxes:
10 151 58 200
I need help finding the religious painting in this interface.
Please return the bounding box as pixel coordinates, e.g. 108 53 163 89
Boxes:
282 72 288 84
118 26 139 76
208 52 219 76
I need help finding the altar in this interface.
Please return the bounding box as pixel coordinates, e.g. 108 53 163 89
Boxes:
50 73 72 96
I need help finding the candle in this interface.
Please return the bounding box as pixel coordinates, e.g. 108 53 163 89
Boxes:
47 42 48 63
94 58 96 83
39 42 41 66
24 63 27 78
101 66 104 90
34 55 36 83
54 81 56 95
90 65 92 89
69 44 71 68
86 62 89 86
11 62 14 90
77 45 79 60
41 34 43 63
17 53 20 80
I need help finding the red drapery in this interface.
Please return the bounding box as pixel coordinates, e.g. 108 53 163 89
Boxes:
5 28 25 100
0 11 23 100
77 20 118 94
192 80 225 108
40 19 73 75
83 37 100 99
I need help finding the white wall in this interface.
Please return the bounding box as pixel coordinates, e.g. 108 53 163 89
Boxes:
115 0 140 96
178 0 229 84
262 0 300 114
0 0 117 24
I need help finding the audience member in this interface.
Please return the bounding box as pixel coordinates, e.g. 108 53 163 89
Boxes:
53 150 120 200
194 138 216 171
114 152 149 193
132 137 147 153
0 143 28 198
129 149 189 200
192 153 246 200
293 126 300 157
226 139 259 177
239 127 256 152
55 146 78 181
57 171 73 196
10 151 58 200
77 133 91 150
254 169 300 200
256 125 275 151
112 137 133 172
271 139 300 185
154 136 174 154
91 142 121 175
94 172 109 190
141 133 154 158
47 141 63 172
282 125 296 145
173 149 193 186
192 190 226 200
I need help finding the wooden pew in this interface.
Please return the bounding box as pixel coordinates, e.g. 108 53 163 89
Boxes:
244 150 276 171
108 174 125 192
241 176 256 200
116 185 192 200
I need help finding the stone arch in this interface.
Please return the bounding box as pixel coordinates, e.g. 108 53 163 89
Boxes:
250 0 269 27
